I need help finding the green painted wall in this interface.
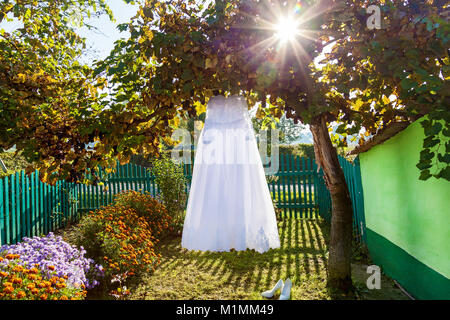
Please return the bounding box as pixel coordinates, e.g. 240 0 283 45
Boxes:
359 118 450 299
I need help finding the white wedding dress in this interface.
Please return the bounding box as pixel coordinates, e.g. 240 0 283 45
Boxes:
181 95 280 253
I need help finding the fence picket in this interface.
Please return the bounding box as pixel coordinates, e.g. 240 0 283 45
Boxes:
308 158 314 219
15 172 21 241
291 155 298 219
276 155 282 215
285 154 291 218
0 178 5 244
43 178 48 235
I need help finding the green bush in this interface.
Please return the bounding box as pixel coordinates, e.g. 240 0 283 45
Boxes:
278 143 315 159
113 190 172 238
73 191 171 298
151 155 187 232
0 150 31 178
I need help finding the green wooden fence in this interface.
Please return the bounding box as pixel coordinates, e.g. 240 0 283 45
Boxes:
0 155 366 246
270 154 318 219
315 156 366 243
0 170 79 246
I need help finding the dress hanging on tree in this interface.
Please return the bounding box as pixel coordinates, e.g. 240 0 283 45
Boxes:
181 95 280 253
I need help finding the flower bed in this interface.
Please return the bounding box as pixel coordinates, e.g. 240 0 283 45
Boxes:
0 254 85 300
0 233 103 290
0 232 104 300
1 191 171 300
113 190 173 238
73 191 172 298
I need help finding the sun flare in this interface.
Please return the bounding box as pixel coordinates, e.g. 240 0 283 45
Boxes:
274 17 301 42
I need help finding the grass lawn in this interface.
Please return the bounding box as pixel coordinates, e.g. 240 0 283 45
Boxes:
121 218 408 300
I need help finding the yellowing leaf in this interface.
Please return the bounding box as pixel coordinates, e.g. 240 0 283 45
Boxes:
16 73 26 83
205 57 218 69
194 101 206 115
353 99 363 111
256 106 264 119
145 29 153 41
169 116 180 128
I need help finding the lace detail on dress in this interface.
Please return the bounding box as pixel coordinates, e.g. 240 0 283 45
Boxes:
250 225 281 253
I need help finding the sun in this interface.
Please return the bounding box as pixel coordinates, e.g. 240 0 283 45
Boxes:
274 17 301 43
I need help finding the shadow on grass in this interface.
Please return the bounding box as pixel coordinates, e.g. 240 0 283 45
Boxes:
126 217 334 300
55 210 409 300
82 215 407 300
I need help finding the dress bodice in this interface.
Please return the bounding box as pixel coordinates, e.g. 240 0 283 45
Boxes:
205 95 249 124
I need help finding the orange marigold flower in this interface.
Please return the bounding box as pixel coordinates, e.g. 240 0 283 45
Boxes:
40 293 48 300
0 271 8 278
27 283 35 290
12 265 24 273
16 291 26 299
3 286 14 294
47 265 55 271
27 274 37 281
29 267 39 274
12 278 23 284
31 288 39 295
60 295 68 300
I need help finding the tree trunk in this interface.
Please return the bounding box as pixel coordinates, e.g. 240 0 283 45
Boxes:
310 113 354 292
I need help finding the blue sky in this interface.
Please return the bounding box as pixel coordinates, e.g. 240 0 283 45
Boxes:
0 1 139 62
78 1 139 63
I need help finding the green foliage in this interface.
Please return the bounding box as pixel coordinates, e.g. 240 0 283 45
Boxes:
252 113 308 144
279 144 315 159
0 0 118 184
0 150 31 177
151 155 187 230
73 214 105 264
418 118 449 180
317 0 449 180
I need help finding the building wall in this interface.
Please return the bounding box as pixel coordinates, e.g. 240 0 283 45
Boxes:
359 119 450 299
